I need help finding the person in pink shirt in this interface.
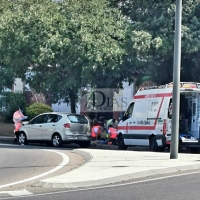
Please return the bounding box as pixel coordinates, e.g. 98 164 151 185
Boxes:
13 107 28 140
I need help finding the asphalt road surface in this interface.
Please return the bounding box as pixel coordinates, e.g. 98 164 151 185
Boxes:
4 171 200 200
0 144 85 197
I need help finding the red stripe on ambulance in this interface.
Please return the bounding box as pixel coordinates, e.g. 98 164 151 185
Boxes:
134 93 172 99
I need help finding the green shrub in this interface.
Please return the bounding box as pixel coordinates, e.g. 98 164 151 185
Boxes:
0 92 26 123
26 103 53 120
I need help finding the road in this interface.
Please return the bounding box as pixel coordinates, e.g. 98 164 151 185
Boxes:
0 142 200 200
3 171 200 200
0 144 85 197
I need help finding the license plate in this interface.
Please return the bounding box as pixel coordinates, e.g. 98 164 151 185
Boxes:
79 136 87 140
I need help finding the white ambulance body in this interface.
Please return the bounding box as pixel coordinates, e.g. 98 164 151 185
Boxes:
117 82 200 152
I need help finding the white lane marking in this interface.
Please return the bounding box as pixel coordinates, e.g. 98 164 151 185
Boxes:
0 150 69 189
0 189 32 196
1 170 200 199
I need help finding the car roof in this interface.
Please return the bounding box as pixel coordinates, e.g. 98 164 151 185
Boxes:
39 112 84 115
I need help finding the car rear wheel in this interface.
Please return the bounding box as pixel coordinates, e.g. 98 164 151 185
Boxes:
18 132 28 145
52 133 63 147
118 135 127 150
79 141 91 148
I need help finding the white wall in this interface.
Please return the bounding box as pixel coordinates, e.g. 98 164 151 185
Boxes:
13 78 23 93
113 82 134 112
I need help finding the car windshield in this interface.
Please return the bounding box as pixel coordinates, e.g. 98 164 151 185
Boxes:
67 115 88 124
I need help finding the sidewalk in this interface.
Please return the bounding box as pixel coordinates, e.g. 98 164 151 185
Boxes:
34 148 200 189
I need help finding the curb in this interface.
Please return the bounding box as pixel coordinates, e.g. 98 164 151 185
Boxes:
0 136 14 144
72 149 93 162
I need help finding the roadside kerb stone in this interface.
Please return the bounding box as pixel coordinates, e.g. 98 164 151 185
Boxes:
38 149 200 189
0 136 14 144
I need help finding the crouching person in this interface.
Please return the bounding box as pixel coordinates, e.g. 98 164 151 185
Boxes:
91 125 102 141
107 125 118 145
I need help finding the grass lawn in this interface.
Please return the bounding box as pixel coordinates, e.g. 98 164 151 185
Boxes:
0 122 14 137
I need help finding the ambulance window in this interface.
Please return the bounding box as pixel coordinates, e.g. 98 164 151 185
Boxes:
168 99 172 119
123 102 134 121
148 100 161 119
134 101 149 119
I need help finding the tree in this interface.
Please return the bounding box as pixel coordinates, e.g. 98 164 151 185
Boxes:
109 0 200 85
0 67 15 92
0 0 163 114
0 0 130 113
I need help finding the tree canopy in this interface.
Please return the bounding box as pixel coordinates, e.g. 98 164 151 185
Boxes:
110 0 200 85
2 0 200 112
0 0 159 112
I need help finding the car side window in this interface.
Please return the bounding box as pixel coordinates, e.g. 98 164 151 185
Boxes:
47 114 62 123
29 114 48 124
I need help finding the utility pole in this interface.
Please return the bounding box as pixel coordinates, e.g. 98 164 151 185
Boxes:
170 0 182 159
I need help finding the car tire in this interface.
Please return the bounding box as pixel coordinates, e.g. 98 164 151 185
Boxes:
118 135 127 150
149 136 159 151
17 132 28 145
79 141 91 148
52 133 63 147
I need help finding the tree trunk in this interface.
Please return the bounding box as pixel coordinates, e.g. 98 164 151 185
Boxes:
69 89 76 114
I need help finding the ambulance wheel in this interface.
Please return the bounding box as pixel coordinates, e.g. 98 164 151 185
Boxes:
159 146 166 152
149 136 159 152
190 147 200 154
17 132 28 145
118 135 127 150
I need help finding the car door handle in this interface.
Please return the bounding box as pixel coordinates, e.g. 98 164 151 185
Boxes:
39 125 42 127
129 122 132 124
52 125 55 126
132 122 136 123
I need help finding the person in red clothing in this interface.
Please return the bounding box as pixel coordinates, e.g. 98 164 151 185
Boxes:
91 125 102 140
107 125 117 145
13 107 28 139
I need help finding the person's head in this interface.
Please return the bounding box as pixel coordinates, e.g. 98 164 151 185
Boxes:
112 119 116 123
99 116 104 122
108 124 113 128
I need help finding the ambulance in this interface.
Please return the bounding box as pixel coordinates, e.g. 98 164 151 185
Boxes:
117 82 200 152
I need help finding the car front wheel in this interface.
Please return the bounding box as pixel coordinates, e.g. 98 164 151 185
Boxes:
52 133 63 147
18 132 28 145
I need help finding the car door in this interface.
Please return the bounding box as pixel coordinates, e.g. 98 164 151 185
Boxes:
26 114 48 140
41 114 62 141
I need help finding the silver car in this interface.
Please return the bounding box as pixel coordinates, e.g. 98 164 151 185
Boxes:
16 112 91 148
